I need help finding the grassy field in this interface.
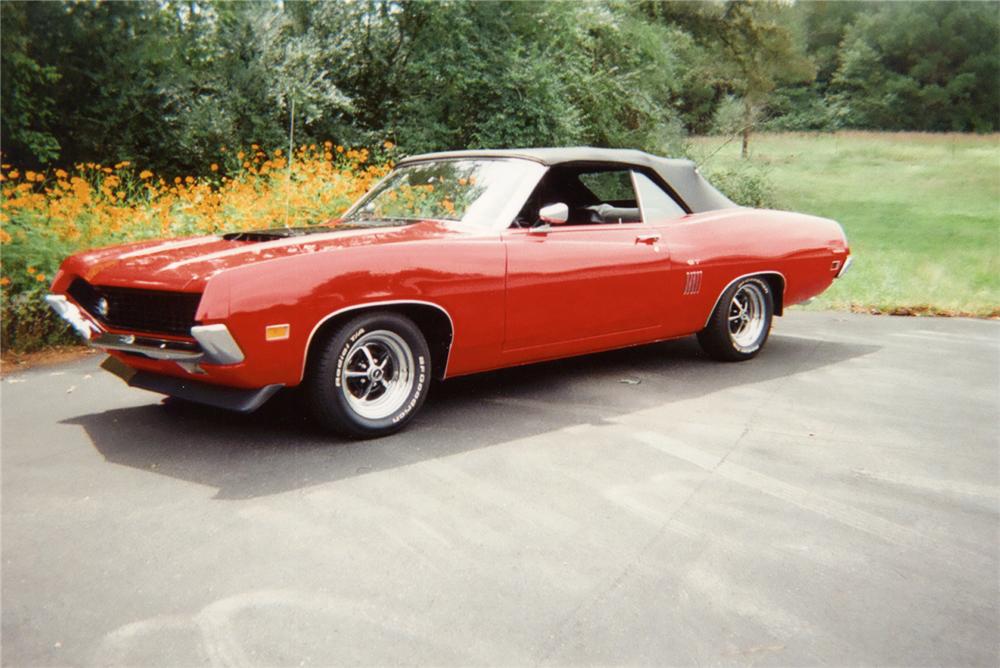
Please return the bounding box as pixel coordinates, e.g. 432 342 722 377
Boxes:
690 132 1000 317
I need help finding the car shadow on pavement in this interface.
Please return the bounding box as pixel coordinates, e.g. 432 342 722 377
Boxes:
63 334 878 499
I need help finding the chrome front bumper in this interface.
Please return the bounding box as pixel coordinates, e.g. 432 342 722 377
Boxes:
89 332 203 360
46 294 244 366
45 294 101 341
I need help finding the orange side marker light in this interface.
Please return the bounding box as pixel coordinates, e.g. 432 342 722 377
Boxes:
265 324 290 341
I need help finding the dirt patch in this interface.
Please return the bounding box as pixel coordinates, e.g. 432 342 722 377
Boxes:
1 345 98 376
849 304 1000 319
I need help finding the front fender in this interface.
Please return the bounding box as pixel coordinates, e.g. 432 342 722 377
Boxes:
204 239 506 387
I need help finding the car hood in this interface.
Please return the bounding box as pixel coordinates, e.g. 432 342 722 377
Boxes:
62 220 459 292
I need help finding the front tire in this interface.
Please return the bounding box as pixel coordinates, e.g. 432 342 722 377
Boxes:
697 277 774 361
306 312 431 438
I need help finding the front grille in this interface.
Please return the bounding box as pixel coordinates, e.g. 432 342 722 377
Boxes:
67 278 201 337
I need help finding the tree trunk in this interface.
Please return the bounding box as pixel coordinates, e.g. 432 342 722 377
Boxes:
741 98 752 159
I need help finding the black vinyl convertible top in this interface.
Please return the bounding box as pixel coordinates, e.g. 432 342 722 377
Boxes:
397 147 737 213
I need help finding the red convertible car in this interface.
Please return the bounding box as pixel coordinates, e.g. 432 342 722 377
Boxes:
47 148 851 437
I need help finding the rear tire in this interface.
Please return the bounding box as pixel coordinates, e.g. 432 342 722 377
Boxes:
306 312 431 438
697 277 773 361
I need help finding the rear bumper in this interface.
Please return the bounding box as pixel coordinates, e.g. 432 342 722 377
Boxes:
836 255 854 279
101 356 282 413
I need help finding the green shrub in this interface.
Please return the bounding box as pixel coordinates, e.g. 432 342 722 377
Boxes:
700 163 778 209
1 286 76 352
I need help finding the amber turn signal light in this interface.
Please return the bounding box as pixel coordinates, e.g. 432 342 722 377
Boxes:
265 324 290 341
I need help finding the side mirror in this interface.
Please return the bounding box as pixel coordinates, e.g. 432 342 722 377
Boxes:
538 202 569 225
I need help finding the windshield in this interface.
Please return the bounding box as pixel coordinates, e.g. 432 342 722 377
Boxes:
342 158 545 228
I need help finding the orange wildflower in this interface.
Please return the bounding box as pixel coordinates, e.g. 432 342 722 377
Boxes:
0 147 390 314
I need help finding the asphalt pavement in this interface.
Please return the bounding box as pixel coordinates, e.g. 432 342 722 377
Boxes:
2 310 998 666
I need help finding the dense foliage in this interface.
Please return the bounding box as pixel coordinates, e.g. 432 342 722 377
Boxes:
2 0 997 172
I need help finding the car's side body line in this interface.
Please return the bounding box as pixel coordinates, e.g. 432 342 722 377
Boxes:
299 299 456 383
702 271 787 328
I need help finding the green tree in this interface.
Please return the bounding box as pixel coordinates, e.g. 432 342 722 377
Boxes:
3 0 997 174
0 2 63 165
830 2 1000 131
643 0 814 156
383 1 582 152
553 2 688 154
711 1 815 157
40 1 183 170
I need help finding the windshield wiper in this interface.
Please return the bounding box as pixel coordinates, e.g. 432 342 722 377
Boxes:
339 216 418 228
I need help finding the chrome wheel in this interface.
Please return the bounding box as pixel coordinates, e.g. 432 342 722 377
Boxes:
727 282 767 351
340 330 415 420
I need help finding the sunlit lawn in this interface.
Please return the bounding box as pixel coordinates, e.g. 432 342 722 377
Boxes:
689 131 1000 316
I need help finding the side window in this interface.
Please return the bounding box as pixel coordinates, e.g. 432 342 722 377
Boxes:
578 171 634 203
633 171 687 222
514 165 645 227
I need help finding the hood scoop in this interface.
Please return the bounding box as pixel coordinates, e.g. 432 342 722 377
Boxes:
222 226 336 243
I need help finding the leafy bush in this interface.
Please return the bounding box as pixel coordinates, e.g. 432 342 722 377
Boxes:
700 163 777 209
709 96 747 136
1 285 76 351
761 86 846 132
1 144 391 352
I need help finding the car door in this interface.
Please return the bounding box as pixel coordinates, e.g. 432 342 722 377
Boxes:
502 167 673 354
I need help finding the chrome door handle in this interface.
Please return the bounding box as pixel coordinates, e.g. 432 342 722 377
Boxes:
635 234 660 245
